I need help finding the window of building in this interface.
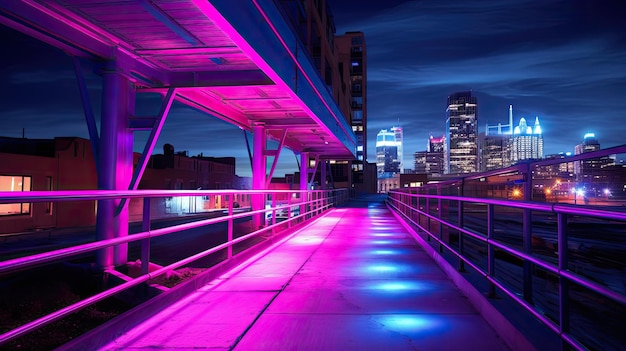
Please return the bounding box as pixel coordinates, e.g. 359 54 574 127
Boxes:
0 175 32 216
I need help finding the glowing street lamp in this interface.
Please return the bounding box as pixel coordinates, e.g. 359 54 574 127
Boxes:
572 188 585 204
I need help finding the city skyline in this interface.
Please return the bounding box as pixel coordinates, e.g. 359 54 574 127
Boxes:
1 0 625 177
332 0 626 165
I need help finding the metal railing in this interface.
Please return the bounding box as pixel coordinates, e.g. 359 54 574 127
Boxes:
388 187 626 351
0 188 348 346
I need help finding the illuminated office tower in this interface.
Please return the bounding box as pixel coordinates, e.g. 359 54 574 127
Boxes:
510 116 543 163
482 105 514 171
376 129 400 177
445 91 478 174
480 134 510 171
337 31 369 188
574 133 614 183
427 135 445 177
415 135 445 177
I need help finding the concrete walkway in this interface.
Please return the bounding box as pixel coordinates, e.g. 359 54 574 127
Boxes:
100 197 510 351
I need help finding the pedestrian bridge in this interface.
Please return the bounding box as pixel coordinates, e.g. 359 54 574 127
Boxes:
86 195 515 351
1 188 624 351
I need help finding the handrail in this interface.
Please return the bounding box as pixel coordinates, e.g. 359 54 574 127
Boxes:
387 189 626 351
0 188 348 346
390 192 626 220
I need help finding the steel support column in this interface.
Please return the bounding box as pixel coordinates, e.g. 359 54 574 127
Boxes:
320 160 327 190
96 60 133 269
300 152 309 191
252 123 266 229
300 152 309 219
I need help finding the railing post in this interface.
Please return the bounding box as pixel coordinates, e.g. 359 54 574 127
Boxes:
141 197 151 275
487 203 496 297
523 163 533 303
270 193 277 229
228 194 234 258
558 212 569 350
458 199 465 271
426 193 431 240
287 192 292 228
437 189 443 253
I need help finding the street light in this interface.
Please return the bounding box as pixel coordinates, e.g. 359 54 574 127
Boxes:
576 189 585 204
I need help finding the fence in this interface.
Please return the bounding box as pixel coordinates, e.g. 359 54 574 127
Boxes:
0 188 348 347
388 182 626 351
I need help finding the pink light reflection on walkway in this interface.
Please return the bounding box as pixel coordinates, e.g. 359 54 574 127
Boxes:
100 197 511 351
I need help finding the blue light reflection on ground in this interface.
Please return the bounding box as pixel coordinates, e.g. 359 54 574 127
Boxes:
371 281 431 292
366 264 397 272
371 239 395 245
370 249 397 255
377 315 447 334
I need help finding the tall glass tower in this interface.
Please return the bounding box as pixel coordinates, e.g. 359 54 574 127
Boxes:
511 116 543 162
376 129 400 177
445 91 478 174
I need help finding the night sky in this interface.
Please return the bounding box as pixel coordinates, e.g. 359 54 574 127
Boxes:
1 0 625 177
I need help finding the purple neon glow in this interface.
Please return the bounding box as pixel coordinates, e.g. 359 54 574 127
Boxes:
290 236 325 245
370 233 397 237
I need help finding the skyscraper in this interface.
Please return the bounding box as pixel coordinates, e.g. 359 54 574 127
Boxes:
574 133 614 184
336 31 373 191
445 91 478 174
481 105 545 170
279 2 374 192
376 129 400 177
510 116 543 163
427 135 445 177
480 134 510 171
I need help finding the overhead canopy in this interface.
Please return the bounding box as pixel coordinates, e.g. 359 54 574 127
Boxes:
0 0 356 159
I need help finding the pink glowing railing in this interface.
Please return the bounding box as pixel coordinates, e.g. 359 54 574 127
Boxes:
387 189 626 351
0 188 348 346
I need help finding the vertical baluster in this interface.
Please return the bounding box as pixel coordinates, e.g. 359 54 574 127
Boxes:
487 203 495 297
558 212 570 350
141 197 151 275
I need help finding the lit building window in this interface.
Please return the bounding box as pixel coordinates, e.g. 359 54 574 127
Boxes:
0 175 32 215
